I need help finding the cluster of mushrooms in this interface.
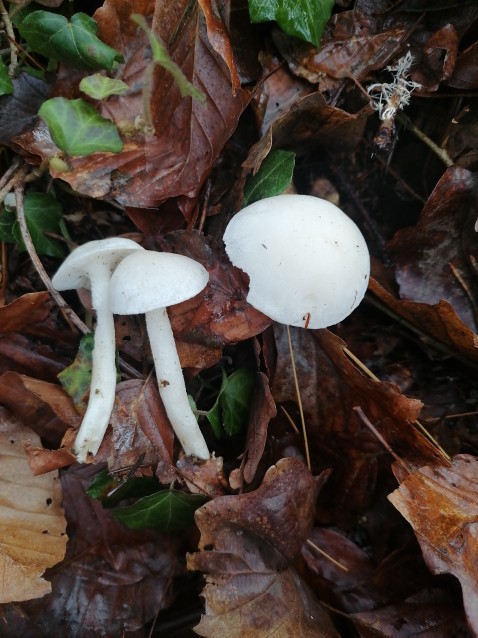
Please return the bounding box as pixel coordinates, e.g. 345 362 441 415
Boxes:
52 194 370 463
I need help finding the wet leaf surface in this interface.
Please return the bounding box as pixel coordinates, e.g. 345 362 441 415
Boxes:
188 458 339 637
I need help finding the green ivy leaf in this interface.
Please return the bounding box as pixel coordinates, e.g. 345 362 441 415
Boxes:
243 149 295 207
87 468 160 507
207 368 255 438
1 192 64 257
19 11 123 71
0 59 13 96
248 0 334 47
39 97 123 156
79 73 129 100
58 333 95 412
112 489 207 531
11 192 64 258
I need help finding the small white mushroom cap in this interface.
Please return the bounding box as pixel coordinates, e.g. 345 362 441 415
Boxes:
109 251 209 314
109 250 210 460
223 194 370 329
52 237 143 291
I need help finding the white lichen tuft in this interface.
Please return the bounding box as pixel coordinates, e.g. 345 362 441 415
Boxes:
367 51 421 121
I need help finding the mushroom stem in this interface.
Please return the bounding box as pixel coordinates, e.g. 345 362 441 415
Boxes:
73 263 117 462
145 307 209 460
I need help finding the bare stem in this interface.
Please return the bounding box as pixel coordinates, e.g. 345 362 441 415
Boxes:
0 0 17 75
286 324 311 469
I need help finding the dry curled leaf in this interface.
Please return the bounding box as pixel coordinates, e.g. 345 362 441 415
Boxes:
0 409 67 603
188 458 338 637
389 454 478 634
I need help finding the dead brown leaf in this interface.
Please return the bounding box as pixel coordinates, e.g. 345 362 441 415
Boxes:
17 0 250 216
0 292 51 332
0 372 75 446
177 454 228 498
351 587 470 637
163 231 272 345
271 326 443 523
107 377 176 482
447 41 478 89
387 166 478 333
0 463 182 635
243 371 277 484
282 11 407 82
0 409 67 603
369 277 478 363
188 458 339 637
243 92 367 176
389 455 478 634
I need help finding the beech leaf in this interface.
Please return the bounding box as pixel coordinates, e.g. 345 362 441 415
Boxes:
187 458 338 636
389 455 478 634
0 411 68 603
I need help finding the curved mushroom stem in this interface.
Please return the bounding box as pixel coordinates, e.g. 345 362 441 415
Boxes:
145 307 209 460
73 264 117 462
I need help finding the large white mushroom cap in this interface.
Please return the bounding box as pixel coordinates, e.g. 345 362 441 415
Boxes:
223 194 370 328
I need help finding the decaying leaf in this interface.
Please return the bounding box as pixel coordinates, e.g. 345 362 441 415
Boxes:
389 455 478 634
387 166 478 333
15 0 250 215
271 326 442 522
369 278 478 363
0 292 52 333
0 409 67 603
163 231 272 345
0 372 77 447
107 377 176 482
188 458 339 637
0 464 182 635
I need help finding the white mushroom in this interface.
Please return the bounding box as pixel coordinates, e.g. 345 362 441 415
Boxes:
109 250 210 460
223 194 370 467
52 238 144 462
223 194 370 329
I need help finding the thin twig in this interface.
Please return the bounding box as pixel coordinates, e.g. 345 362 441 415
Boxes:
14 182 89 334
343 345 451 462
0 0 17 75
13 180 143 380
286 324 311 469
0 163 29 206
397 113 454 168
279 405 300 435
306 538 349 572
0 158 21 190
353 406 410 472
